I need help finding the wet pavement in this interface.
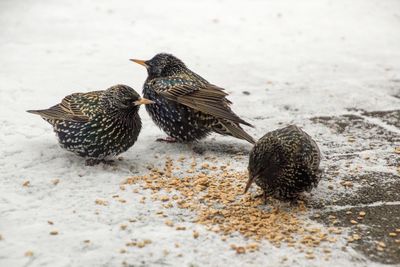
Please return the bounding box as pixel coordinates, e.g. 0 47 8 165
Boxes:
310 109 400 264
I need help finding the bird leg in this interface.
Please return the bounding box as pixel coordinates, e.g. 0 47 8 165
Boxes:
156 136 177 143
253 191 269 204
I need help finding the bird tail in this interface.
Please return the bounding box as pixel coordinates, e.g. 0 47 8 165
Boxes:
214 120 256 144
27 109 46 116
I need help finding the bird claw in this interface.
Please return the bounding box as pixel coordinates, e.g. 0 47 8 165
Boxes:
156 137 177 143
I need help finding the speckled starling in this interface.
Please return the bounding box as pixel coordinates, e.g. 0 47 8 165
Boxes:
130 53 255 144
27 84 154 165
245 125 321 201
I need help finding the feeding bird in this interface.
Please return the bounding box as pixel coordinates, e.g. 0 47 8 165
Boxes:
27 84 154 165
245 125 321 201
130 53 255 144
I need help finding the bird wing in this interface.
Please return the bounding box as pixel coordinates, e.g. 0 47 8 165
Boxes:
151 77 253 127
27 92 102 122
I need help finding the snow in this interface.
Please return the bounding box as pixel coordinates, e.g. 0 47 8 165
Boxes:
1 0 399 266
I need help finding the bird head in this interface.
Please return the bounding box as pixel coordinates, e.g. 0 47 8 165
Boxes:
130 53 186 78
103 85 154 112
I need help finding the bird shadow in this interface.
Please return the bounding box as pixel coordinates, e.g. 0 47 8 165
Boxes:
192 139 252 155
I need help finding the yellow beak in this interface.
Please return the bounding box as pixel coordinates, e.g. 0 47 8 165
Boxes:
130 59 148 68
134 98 154 106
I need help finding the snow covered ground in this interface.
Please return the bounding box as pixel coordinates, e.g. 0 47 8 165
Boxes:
0 0 399 266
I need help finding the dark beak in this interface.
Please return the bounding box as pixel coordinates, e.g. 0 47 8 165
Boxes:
130 59 148 68
244 175 256 194
134 98 154 106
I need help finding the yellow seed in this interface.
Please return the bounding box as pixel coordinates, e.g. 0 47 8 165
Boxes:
24 251 34 257
236 247 246 254
160 196 169 202
193 231 199 239
305 254 315 259
50 231 58 235
95 199 108 206
389 232 397 237
165 220 174 227
359 211 366 216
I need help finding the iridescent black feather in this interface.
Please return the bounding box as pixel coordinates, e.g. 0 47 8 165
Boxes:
132 53 255 144
27 85 150 165
246 125 321 200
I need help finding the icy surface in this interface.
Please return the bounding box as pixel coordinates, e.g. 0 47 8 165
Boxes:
0 0 399 266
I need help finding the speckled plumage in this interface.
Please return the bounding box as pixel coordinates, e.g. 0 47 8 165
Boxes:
131 53 255 144
245 125 321 200
27 85 152 165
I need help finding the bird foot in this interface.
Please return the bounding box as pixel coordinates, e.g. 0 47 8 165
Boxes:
254 192 269 204
85 159 115 166
156 137 177 143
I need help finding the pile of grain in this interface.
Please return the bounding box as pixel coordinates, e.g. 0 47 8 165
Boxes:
123 155 337 258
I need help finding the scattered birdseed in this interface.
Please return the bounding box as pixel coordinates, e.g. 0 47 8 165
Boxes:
0 234 2 240
160 196 170 202
350 220 358 224
165 220 174 227
348 136 356 143
193 231 199 239
377 241 386 248
52 179 60 185
394 147 400 154
95 199 108 206
305 254 315 259
235 246 246 254
345 211 352 215
389 232 397 237
358 211 366 217
120 224 127 230
176 226 186 231
50 230 58 235
24 251 34 257
122 156 337 257
22 181 30 187
340 181 353 187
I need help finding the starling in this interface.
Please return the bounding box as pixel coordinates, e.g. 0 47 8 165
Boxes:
245 125 321 201
27 84 154 165
130 53 255 144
